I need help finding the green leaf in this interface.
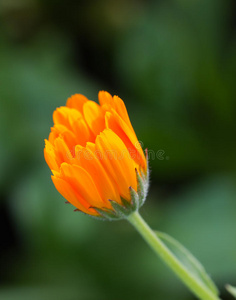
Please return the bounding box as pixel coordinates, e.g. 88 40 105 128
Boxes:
226 285 236 298
155 231 219 296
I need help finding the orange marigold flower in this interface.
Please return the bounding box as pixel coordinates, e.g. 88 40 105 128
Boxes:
44 91 149 220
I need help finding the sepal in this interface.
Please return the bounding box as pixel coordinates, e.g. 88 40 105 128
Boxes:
93 207 121 221
135 168 147 207
129 187 139 211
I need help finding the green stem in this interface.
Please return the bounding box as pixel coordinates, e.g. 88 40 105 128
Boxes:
127 211 221 300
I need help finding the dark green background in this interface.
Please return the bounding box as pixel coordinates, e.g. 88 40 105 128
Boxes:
0 0 236 299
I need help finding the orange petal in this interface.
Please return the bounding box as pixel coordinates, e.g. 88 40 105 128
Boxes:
86 142 96 152
113 95 134 131
66 94 88 113
98 91 113 106
54 137 73 164
53 107 83 131
83 101 105 136
48 129 58 145
71 117 94 146
74 145 120 206
53 107 93 146
105 110 147 171
44 139 60 172
95 129 137 199
52 175 98 215
99 92 134 131
49 124 78 150
60 163 105 208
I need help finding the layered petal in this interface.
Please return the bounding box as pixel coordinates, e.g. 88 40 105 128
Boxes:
66 94 88 113
98 91 113 106
74 145 121 206
53 107 82 130
95 129 137 199
54 136 73 164
105 110 147 171
60 163 105 209
52 175 98 215
44 140 60 172
49 124 77 150
72 117 93 146
83 100 105 136
53 107 93 146
99 91 134 131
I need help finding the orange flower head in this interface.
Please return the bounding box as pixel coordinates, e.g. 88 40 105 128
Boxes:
44 91 149 220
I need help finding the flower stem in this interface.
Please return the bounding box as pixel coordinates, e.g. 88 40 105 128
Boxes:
127 211 221 300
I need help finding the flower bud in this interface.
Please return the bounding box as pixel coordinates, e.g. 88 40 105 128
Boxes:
44 91 149 220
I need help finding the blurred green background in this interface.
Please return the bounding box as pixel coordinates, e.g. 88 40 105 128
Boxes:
0 0 236 299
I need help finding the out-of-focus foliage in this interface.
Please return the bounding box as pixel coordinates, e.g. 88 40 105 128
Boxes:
0 0 235 299
116 0 236 179
226 285 236 298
